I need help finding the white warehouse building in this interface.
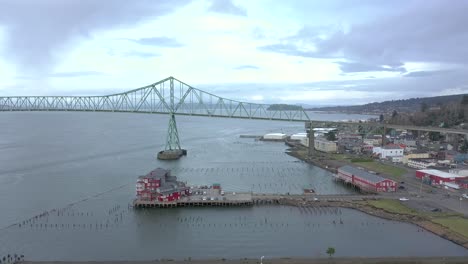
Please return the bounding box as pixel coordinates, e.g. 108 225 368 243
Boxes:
373 145 404 159
263 133 287 140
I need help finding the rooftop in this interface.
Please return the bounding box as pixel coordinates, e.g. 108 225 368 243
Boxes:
145 168 170 179
383 144 403 150
338 165 392 183
417 169 467 179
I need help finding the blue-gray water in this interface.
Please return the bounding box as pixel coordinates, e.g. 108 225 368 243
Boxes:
0 112 466 260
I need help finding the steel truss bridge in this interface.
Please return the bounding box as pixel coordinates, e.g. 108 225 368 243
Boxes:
1 76 466 156
0 77 311 154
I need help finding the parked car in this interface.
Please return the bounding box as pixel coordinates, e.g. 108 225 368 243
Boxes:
462 194 468 199
398 186 405 190
399 197 409 201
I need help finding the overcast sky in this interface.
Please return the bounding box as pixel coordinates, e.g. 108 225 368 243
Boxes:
0 0 467 105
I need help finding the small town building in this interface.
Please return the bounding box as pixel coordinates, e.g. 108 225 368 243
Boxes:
394 138 417 147
415 169 468 185
337 165 397 193
372 144 404 159
407 159 437 170
314 137 337 153
402 152 430 164
363 136 382 146
449 169 468 177
362 144 374 153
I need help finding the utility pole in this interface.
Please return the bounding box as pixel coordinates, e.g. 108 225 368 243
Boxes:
308 124 315 157
419 176 423 196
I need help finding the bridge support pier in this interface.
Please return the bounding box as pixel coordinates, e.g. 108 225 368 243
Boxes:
157 114 187 160
157 78 187 160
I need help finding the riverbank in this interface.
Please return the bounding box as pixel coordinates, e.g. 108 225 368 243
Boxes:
23 256 468 264
285 146 468 250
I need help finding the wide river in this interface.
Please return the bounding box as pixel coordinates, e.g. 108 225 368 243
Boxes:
0 112 466 260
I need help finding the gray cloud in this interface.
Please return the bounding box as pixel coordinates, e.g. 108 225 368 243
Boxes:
122 51 160 58
258 44 321 58
337 62 406 73
259 1 468 73
48 71 106 78
16 71 106 80
131 37 184 47
403 70 452 78
234 65 259 70
196 68 468 105
0 0 190 74
208 0 247 16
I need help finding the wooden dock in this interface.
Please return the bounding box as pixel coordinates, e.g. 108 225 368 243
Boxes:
133 192 382 209
133 192 253 208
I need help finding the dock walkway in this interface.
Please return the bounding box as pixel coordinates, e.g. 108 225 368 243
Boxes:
133 193 386 208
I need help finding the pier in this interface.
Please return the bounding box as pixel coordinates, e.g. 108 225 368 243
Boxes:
133 192 384 208
133 192 253 208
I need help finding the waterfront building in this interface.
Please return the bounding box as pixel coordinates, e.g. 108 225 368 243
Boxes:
136 168 189 202
416 169 468 185
337 165 397 193
314 137 337 153
263 133 287 140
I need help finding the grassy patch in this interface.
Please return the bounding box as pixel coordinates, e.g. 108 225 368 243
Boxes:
331 154 351 161
351 158 374 163
432 216 468 238
354 161 406 178
368 199 416 215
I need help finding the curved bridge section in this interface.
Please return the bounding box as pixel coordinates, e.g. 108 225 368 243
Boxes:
0 77 310 122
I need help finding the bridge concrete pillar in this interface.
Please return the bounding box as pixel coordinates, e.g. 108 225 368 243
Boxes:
308 125 315 157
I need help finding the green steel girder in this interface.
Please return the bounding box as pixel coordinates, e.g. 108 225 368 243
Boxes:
0 76 311 122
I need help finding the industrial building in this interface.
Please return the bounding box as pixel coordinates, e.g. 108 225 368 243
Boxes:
337 165 397 193
314 137 337 153
415 169 468 186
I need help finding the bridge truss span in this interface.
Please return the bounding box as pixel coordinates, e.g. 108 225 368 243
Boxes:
0 77 310 122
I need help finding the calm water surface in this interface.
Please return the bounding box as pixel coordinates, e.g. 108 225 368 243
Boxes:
0 112 466 260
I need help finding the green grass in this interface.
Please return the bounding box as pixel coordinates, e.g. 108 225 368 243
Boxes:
350 158 374 162
331 153 351 161
432 216 468 238
368 199 417 215
353 161 407 178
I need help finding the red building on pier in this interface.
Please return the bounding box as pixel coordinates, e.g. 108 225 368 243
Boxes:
337 165 397 193
136 168 189 202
